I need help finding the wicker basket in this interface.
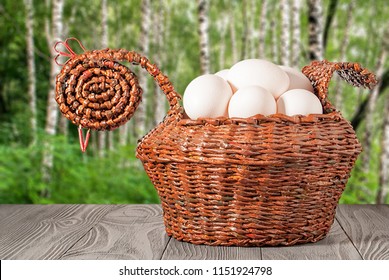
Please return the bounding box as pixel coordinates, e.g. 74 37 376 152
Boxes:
55 45 377 246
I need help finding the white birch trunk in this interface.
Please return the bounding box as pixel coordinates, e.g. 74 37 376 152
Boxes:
98 0 109 156
361 47 387 175
153 0 167 126
58 5 75 138
291 0 301 67
249 0 257 58
119 124 129 146
240 0 248 60
270 1 279 64
118 1 129 148
258 0 268 58
108 131 114 151
280 0 291 66
104 2 114 153
101 0 108 47
230 7 238 64
24 0 37 145
377 94 389 203
42 0 64 186
134 0 151 139
198 0 210 74
58 99 68 137
333 0 355 111
217 15 228 69
219 30 226 69
307 0 324 61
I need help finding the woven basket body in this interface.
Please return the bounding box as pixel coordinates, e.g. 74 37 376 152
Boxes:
55 47 377 246
138 113 360 246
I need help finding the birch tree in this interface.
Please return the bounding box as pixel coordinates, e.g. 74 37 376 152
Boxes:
333 0 355 111
229 4 238 63
24 0 37 145
118 0 129 146
217 15 229 69
291 0 301 67
198 0 210 74
280 0 291 66
323 0 338 51
134 0 151 139
361 45 387 178
57 5 77 138
58 94 68 138
270 1 279 63
240 0 248 60
152 0 167 126
249 0 257 58
98 0 109 156
377 94 389 203
258 0 268 58
350 19 389 130
307 0 324 61
42 0 64 186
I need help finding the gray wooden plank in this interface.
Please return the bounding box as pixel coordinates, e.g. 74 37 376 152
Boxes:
336 204 389 260
261 217 362 260
162 238 262 260
61 204 169 260
0 204 115 259
0 204 34 222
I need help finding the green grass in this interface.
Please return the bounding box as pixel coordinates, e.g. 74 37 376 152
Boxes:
0 137 160 204
0 133 383 204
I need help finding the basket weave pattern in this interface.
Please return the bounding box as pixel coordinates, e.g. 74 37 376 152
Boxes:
56 49 377 246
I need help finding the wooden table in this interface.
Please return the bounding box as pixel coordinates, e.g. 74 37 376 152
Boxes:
0 204 388 260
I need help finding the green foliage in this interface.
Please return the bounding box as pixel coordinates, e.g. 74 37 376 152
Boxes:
342 118 387 204
0 135 159 204
0 0 388 204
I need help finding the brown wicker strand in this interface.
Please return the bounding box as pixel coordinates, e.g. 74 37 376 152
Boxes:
302 60 377 113
55 48 182 131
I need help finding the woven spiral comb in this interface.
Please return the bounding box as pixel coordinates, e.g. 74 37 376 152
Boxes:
54 38 181 152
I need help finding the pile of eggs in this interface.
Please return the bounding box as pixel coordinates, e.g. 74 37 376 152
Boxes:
183 59 323 120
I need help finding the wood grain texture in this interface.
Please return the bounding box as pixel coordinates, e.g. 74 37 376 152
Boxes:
0 204 34 222
0 204 115 260
336 204 389 260
1 204 388 260
162 237 262 260
261 217 362 260
61 204 169 260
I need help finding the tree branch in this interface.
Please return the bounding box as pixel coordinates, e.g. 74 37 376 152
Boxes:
351 69 389 130
323 0 338 50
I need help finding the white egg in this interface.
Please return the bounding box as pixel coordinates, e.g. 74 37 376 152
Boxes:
228 86 276 118
279 65 314 93
227 59 290 99
183 74 233 120
215 69 236 93
214 69 229 80
277 89 323 116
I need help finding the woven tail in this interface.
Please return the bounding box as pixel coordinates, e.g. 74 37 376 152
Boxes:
302 60 377 113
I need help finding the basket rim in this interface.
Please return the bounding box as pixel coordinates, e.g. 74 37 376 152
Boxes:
177 111 343 126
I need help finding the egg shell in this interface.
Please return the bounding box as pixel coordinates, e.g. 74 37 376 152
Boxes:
279 65 314 93
277 89 323 116
228 86 276 118
215 69 236 93
183 74 233 120
214 69 229 80
227 59 290 99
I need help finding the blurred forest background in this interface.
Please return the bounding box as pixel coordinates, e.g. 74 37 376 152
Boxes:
0 0 388 204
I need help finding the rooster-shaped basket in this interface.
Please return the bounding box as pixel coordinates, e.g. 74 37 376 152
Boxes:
55 38 377 246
